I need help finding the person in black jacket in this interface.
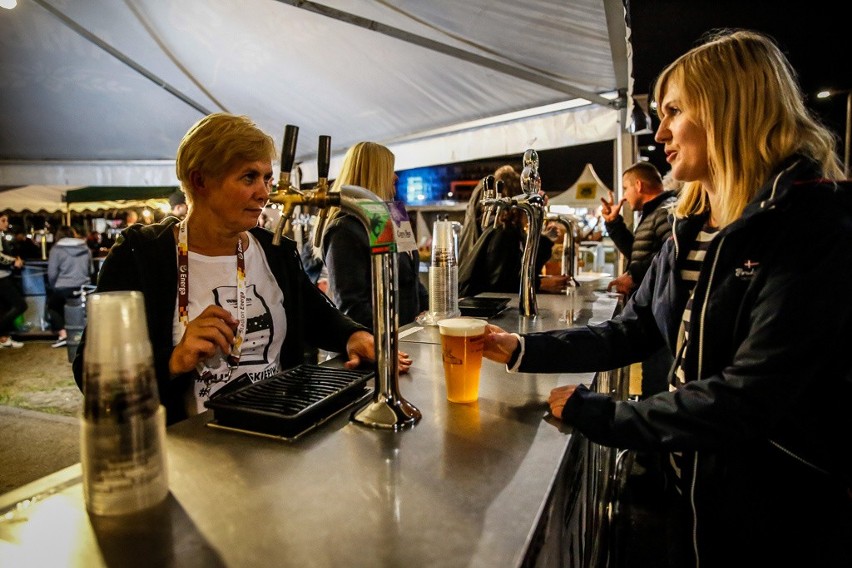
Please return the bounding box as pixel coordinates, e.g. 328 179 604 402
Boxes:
320 142 427 329
482 30 851 567
73 113 411 424
601 161 677 297
457 165 568 297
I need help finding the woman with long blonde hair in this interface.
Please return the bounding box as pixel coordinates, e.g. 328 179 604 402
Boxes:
482 30 851 566
320 142 427 329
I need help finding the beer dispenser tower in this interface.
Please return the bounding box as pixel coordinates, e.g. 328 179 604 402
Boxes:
268 125 421 431
480 149 546 317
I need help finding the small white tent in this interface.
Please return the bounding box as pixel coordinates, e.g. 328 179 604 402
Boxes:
548 162 613 209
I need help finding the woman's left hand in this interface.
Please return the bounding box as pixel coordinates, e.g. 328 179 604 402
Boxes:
547 384 578 420
345 330 412 374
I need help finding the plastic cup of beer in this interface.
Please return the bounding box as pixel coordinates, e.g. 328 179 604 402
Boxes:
437 317 487 403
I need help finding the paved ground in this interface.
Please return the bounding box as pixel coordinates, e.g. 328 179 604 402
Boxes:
0 339 83 494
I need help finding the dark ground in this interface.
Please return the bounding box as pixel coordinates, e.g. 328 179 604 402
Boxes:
0 339 82 494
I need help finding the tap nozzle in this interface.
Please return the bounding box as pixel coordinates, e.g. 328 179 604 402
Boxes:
480 175 496 229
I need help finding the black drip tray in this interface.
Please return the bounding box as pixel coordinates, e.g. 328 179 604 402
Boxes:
459 296 510 318
204 364 374 440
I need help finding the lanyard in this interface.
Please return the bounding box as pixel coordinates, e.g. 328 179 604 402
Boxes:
177 221 247 381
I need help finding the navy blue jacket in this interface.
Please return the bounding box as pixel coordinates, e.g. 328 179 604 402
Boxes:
518 157 852 566
322 213 427 329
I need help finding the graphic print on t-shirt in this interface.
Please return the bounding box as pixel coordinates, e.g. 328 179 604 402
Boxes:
212 283 274 366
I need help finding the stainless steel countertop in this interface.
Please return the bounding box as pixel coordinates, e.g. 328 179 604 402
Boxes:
401 291 621 344
0 291 620 568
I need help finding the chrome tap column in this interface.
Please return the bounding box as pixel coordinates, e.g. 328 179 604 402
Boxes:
545 213 579 280
267 127 420 431
516 150 545 317
478 149 546 317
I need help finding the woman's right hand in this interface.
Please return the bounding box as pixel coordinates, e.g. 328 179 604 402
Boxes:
169 305 238 376
483 324 519 364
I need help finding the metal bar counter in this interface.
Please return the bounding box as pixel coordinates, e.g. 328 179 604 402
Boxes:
0 291 622 568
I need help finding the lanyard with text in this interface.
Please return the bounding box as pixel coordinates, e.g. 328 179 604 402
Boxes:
177 221 247 380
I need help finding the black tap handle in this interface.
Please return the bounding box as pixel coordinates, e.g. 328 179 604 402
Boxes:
495 179 505 197
317 135 331 179
484 175 495 192
280 125 299 174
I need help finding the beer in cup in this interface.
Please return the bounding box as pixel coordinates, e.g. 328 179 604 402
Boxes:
437 317 487 403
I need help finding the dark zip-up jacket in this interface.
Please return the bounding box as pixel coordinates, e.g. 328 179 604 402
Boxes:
605 190 677 285
72 217 366 424
517 157 852 566
322 213 427 329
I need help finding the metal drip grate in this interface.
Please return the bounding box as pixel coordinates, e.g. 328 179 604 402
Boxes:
205 364 373 440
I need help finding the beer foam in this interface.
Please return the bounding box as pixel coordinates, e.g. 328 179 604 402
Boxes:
437 317 487 337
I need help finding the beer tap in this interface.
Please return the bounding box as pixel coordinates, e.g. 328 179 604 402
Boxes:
480 175 497 230
515 157 545 318
268 126 339 246
268 126 420 431
477 149 546 317
544 212 579 281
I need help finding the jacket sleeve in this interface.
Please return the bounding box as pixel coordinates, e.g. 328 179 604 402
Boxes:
518 245 669 375
626 207 672 285
297 250 368 353
47 249 59 288
604 216 634 258
561 208 852 461
322 219 374 329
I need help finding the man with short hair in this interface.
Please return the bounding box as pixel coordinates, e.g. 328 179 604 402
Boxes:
602 161 677 298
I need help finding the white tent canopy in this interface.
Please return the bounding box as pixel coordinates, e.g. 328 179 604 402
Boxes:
0 185 177 215
0 0 633 188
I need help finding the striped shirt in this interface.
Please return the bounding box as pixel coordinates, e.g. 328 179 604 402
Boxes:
672 225 720 388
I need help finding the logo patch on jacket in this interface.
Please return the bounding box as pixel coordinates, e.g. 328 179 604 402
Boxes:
734 259 759 279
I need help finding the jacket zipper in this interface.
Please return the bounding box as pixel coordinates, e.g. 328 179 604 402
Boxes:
686 166 794 565
690 230 727 568
769 440 832 476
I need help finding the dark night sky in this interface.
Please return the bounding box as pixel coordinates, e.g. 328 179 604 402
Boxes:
628 0 851 174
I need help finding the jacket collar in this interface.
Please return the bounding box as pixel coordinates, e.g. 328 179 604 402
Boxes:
739 155 823 222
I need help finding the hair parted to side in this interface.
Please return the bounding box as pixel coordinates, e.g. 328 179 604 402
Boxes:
175 113 276 204
653 29 843 227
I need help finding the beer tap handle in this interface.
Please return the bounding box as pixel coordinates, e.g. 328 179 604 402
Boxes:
277 124 299 191
312 134 333 248
492 179 505 228
481 175 496 229
271 124 299 246
522 148 539 170
317 135 331 184
520 165 541 196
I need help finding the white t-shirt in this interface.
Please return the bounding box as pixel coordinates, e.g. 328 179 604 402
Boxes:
172 233 286 414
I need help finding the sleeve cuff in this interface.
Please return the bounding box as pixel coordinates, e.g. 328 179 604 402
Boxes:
506 334 525 372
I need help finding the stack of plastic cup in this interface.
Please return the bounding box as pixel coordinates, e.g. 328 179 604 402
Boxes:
424 220 461 325
80 290 169 516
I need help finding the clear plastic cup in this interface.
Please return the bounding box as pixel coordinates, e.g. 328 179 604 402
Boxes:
80 291 168 516
437 318 487 403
